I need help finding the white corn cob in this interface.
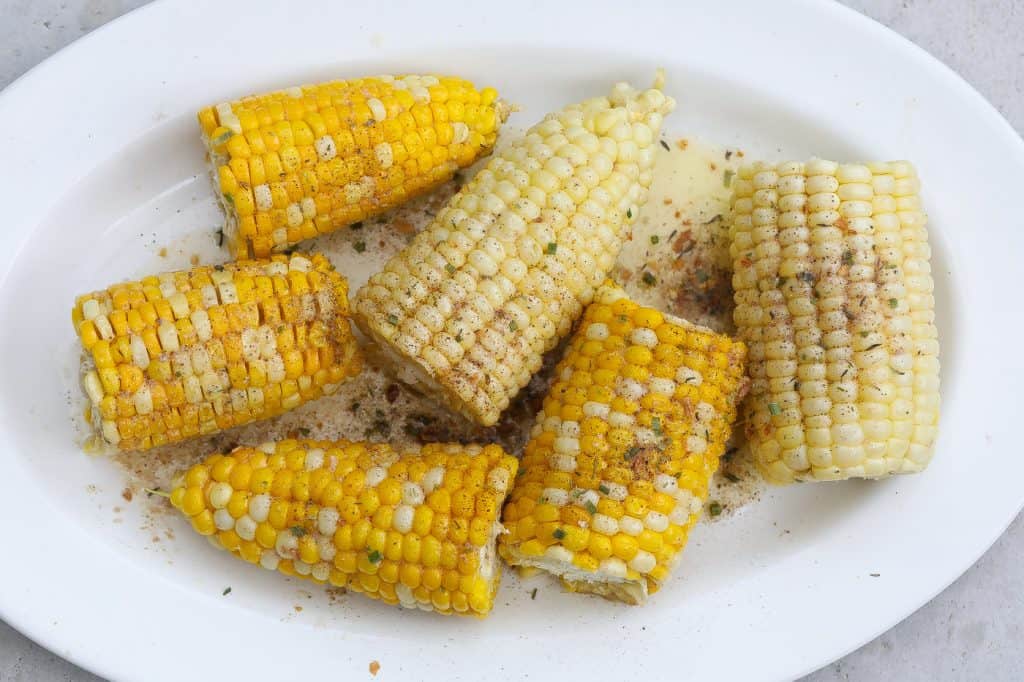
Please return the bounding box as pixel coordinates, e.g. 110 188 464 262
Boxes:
355 75 676 426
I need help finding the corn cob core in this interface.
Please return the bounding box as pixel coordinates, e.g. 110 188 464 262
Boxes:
499 285 747 604
729 160 940 483
199 75 509 258
355 76 676 427
72 254 362 451
170 439 518 616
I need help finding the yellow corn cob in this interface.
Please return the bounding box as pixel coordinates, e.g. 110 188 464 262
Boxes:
729 160 940 483
170 439 518 616
354 75 676 427
72 254 362 451
499 284 747 604
199 75 510 258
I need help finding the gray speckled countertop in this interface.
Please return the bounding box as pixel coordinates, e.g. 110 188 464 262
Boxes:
1 1 1022 680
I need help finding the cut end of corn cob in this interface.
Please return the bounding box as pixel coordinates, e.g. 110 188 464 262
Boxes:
729 159 940 483
199 74 509 259
72 253 362 451
498 284 746 604
354 76 676 427
169 439 518 617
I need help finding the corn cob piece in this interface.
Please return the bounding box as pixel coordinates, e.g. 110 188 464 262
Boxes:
499 284 747 604
170 439 517 616
729 160 940 483
72 254 362 451
199 75 510 258
355 75 676 426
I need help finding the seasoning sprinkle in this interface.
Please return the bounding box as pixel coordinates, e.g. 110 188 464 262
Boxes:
767 402 781 416
353 241 366 253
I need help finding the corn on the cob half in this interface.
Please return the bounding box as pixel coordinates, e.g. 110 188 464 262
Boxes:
499 285 747 604
170 439 517 616
354 76 676 426
199 75 510 258
72 254 362 451
729 160 940 483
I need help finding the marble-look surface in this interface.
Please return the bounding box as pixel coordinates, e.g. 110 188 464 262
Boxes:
1 1 1021 679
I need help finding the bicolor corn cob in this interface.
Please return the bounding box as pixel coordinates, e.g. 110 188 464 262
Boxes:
170 439 518 616
499 285 747 604
729 160 940 483
73 254 362 451
355 75 676 426
199 75 510 258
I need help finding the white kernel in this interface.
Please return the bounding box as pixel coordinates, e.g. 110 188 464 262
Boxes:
293 560 312 576
260 550 280 571
553 437 580 454
629 550 657 574
541 488 569 506
208 482 232 509
583 401 610 418
365 466 387 487
619 516 643 536
286 203 303 228
81 299 101 320
392 505 415 533
132 385 153 415
618 378 646 401
217 281 239 304
591 514 619 535
311 562 331 582
213 509 235 531
275 531 298 558
544 545 574 563
248 493 270 522
649 378 676 396
101 419 120 444
586 323 610 340
669 505 691 525
686 435 708 454
630 328 659 348
486 468 510 493
599 558 628 579
304 448 325 470
644 511 669 532
235 515 257 541
550 454 578 472
402 481 425 506
317 508 339 536
82 371 104 404
367 98 387 122
452 122 470 144
654 474 679 495
602 482 628 501
317 536 336 562
608 411 635 428
421 466 445 493
200 284 219 307
167 292 189 319
675 366 703 385
157 322 179 352
254 184 273 210
577 489 600 511
396 583 417 607
374 142 393 168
